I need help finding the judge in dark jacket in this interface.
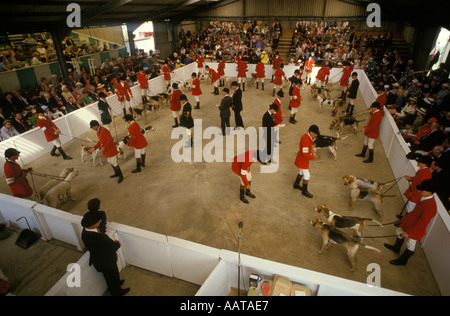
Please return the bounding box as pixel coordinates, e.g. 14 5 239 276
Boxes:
345 72 359 115
81 211 130 296
218 88 232 136
262 103 279 162
97 92 113 129
231 81 244 129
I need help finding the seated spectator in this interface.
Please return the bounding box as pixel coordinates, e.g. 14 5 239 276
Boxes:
1 120 20 140
61 85 74 103
82 93 94 105
411 121 445 154
36 43 48 62
22 33 37 45
0 56 11 72
75 94 86 109
11 112 31 134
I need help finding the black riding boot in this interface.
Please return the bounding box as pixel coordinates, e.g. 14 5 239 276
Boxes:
384 237 404 254
172 118 179 128
293 174 303 190
355 145 368 158
57 147 72 160
302 180 313 198
141 154 146 167
240 188 249 204
132 159 142 173
389 249 414 266
51 146 60 157
363 149 374 163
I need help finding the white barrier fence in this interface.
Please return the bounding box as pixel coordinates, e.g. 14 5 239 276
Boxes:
1 63 448 296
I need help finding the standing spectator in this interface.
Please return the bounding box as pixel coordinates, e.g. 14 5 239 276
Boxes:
3 148 33 199
88 120 123 183
293 125 320 198
81 211 130 296
356 102 382 163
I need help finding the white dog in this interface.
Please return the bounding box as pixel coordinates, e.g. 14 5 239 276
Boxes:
41 170 79 208
37 167 74 201
81 145 103 166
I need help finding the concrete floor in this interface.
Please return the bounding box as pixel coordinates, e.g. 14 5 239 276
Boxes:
0 79 442 296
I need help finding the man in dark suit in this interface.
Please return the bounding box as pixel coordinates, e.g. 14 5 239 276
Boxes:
11 112 30 134
262 103 279 162
1 92 20 119
411 122 445 153
81 211 130 296
218 88 232 136
346 72 359 115
231 81 244 129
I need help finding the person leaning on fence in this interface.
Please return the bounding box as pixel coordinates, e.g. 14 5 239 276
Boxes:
81 211 130 296
3 148 33 199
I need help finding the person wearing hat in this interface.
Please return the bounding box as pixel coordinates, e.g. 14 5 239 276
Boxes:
205 65 221 95
231 81 244 129
136 67 150 106
272 64 286 97
262 103 280 163
0 120 20 141
345 71 359 116
402 155 433 214
114 75 133 119
273 90 286 128
88 120 123 183
356 101 382 163
81 210 130 296
124 114 148 173
293 125 319 198
255 59 265 90
218 88 232 136
3 148 33 199
289 80 302 124
384 179 437 266
430 158 450 211
36 108 72 160
190 73 202 110
97 92 113 130
170 82 183 128
178 94 194 148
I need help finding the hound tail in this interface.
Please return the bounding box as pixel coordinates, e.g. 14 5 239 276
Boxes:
363 245 381 253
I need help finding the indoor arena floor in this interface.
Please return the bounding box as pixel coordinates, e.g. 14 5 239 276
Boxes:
0 79 442 296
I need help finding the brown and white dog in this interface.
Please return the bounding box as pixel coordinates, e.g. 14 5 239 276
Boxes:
314 203 383 236
330 115 364 134
343 175 396 220
81 145 103 166
311 218 380 272
312 132 347 160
